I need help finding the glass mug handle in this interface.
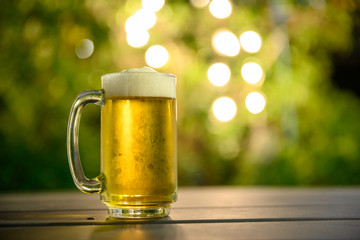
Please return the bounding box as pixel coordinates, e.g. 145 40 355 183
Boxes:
67 90 105 193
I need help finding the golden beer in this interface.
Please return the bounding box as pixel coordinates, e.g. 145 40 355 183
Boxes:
67 67 177 218
100 96 177 208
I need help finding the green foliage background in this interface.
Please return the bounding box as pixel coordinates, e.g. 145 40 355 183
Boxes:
0 0 359 191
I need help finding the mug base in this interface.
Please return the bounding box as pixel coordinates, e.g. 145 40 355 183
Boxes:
107 205 171 219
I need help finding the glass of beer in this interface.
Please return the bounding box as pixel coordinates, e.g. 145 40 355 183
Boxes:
67 67 177 218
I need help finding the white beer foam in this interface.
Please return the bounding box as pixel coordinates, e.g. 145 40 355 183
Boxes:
101 67 176 98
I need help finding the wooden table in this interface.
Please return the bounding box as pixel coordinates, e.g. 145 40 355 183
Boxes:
0 187 359 239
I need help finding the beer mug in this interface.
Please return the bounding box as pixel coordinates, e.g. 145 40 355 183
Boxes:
67 67 177 218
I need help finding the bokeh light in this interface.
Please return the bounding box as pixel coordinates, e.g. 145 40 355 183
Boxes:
212 97 237 122
241 62 263 84
145 45 169 68
209 0 232 19
125 8 156 48
75 39 94 59
207 63 231 87
2 0 360 192
142 0 165 12
125 9 157 32
245 92 266 114
239 31 262 53
190 0 210 8
212 30 240 57
218 137 240 159
126 30 150 48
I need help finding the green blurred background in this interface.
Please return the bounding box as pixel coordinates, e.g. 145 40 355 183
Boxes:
1 0 360 191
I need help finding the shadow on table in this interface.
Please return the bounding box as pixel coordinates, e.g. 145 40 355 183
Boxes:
90 217 185 240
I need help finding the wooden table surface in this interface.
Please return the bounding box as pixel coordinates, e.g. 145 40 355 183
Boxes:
0 187 360 239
